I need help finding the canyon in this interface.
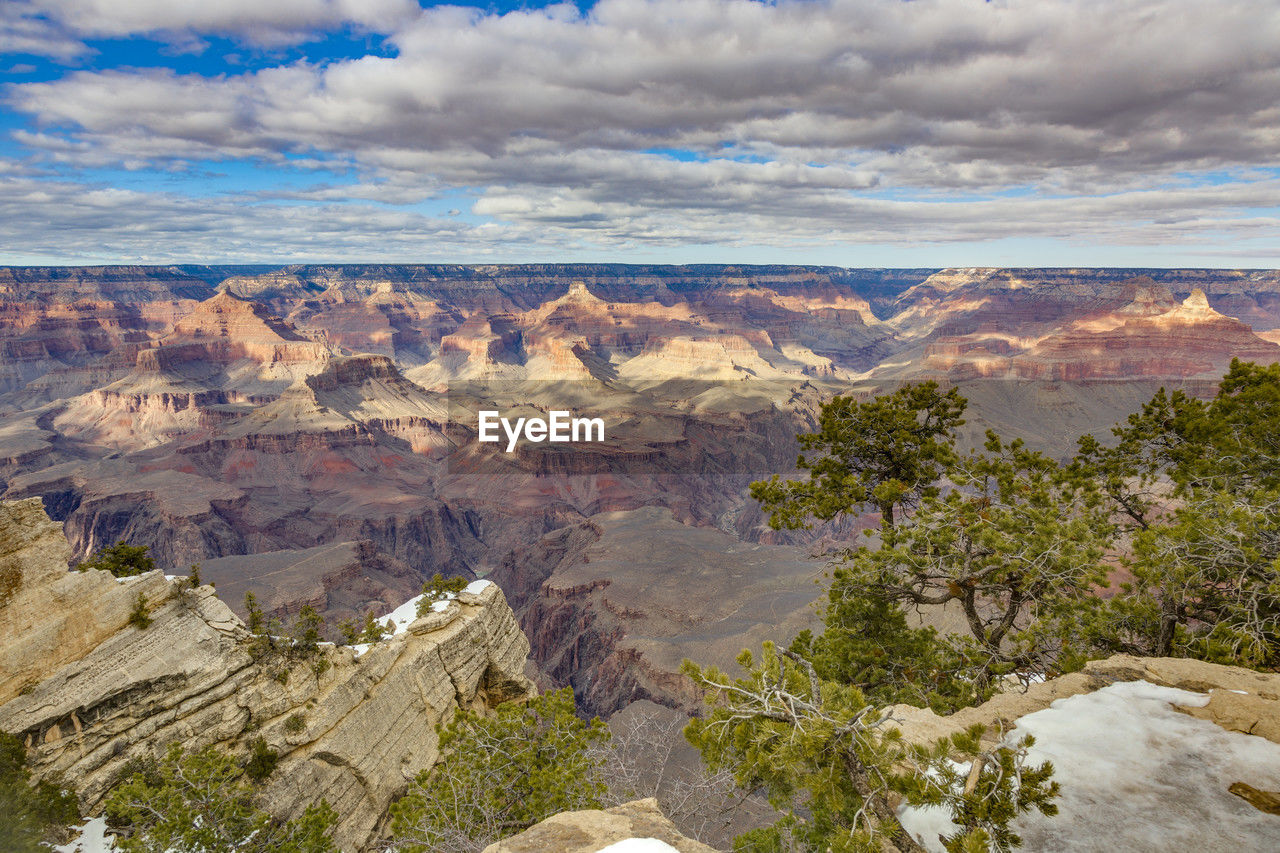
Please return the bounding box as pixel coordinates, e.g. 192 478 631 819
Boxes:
2 264 1280 719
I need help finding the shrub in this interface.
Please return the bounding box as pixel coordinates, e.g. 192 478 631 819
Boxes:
128 591 152 630
389 688 610 852
290 606 324 656
76 541 155 578
104 743 335 853
0 731 80 852
242 737 279 782
415 573 468 618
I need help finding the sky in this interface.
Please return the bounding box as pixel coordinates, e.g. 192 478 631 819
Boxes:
1 0 1279 267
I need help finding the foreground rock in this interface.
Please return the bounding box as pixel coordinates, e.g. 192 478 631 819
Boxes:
891 654 1280 748
890 657 1280 852
0 498 535 852
482 799 718 853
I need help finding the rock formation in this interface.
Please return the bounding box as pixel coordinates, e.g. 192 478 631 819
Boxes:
890 654 1280 749
6 262 1280 727
481 799 717 853
0 498 535 852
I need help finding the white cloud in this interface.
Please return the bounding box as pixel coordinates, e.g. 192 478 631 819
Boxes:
22 0 420 46
5 0 1280 257
0 175 573 263
0 2 88 59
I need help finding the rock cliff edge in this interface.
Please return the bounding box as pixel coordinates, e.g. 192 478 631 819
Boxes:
0 497 535 851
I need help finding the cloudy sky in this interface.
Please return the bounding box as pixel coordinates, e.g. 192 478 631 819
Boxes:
1 0 1278 266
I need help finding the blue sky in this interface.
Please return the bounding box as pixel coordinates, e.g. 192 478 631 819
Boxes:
2 0 1279 267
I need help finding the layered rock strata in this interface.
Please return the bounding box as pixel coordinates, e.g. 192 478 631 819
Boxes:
0 498 535 852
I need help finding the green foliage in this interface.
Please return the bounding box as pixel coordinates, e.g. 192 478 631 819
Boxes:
1073 359 1280 529
751 382 966 530
128 591 153 630
388 688 610 852
416 573 469 618
76 541 155 578
284 713 306 734
1078 488 1280 666
0 731 80 852
362 610 385 642
904 727 1058 853
340 608 393 645
242 737 279 782
290 605 324 655
244 591 265 635
104 743 336 853
838 433 1109 689
682 645 1057 853
1066 360 1280 668
336 617 360 645
705 364 1280 853
187 564 201 588
791 585 981 713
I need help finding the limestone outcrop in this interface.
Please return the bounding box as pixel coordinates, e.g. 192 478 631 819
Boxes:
0 498 535 852
890 654 1280 748
0 497 171 706
481 798 718 853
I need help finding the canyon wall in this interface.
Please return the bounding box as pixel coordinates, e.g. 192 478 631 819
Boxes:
0 498 535 851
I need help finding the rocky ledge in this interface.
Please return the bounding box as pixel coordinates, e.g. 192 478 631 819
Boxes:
0 498 535 851
891 654 1280 749
482 798 717 853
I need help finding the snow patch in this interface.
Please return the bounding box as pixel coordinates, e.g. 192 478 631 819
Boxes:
899 680 1280 852
465 579 492 595
593 840 682 853
349 587 467 656
383 594 426 635
52 817 116 852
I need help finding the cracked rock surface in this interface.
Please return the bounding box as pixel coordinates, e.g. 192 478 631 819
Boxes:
0 497 535 851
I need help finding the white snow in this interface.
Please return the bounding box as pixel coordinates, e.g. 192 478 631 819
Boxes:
349 586 470 656
52 817 116 853
593 839 682 853
383 594 427 635
899 680 1280 851
465 579 493 595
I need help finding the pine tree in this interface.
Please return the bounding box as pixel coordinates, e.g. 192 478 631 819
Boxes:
290 605 324 655
682 645 1058 853
76 541 155 577
128 591 153 630
389 688 610 852
244 591 265 634
104 743 336 853
750 381 966 531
